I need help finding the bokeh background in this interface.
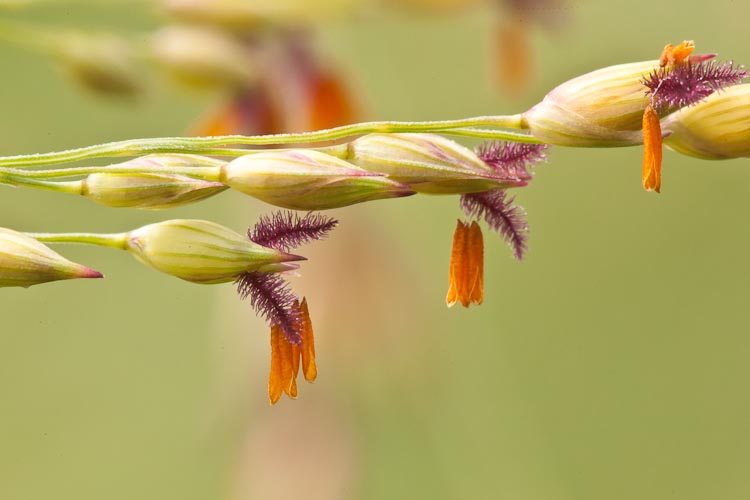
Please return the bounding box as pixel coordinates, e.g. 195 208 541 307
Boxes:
1 1 750 499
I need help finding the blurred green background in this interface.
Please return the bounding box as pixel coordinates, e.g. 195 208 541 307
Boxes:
1 1 750 499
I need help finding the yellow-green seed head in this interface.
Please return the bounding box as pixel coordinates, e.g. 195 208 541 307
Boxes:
346 133 513 194
0 228 102 288
151 25 256 88
125 219 301 284
521 60 659 147
56 32 141 97
221 150 414 210
161 0 357 28
662 84 750 159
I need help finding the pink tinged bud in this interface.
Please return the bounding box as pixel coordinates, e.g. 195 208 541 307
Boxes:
220 150 414 210
0 228 102 288
662 84 750 160
521 60 660 146
80 154 227 209
346 133 517 194
82 173 227 209
125 219 301 284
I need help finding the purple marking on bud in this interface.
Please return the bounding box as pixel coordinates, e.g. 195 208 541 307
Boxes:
461 190 529 261
475 141 549 181
248 211 338 252
642 60 748 111
236 271 303 345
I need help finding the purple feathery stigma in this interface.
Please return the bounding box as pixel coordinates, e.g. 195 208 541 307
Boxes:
248 210 338 252
476 141 549 181
461 190 529 261
236 271 303 345
643 60 748 111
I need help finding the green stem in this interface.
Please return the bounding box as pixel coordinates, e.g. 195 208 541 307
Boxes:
27 232 128 249
438 127 537 141
1 164 222 180
0 171 81 193
6 0 151 5
0 115 535 169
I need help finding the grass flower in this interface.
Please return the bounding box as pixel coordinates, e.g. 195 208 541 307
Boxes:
22 210 334 404
522 40 746 191
125 219 303 284
344 133 526 194
0 228 102 288
662 84 750 160
639 41 747 192
267 298 316 404
446 141 546 307
236 211 335 404
82 171 227 209
220 150 414 210
521 59 663 147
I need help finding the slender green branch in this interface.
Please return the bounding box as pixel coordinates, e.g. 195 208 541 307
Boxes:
0 171 81 193
1 164 221 180
0 115 536 169
3 0 151 6
439 127 539 141
27 232 128 249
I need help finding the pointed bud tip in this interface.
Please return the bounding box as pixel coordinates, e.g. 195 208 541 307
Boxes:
393 187 417 198
78 267 104 279
278 253 307 263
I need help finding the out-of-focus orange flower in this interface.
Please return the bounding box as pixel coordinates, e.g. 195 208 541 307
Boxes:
446 220 484 308
307 71 357 132
192 88 279 136
495 20 533 96
192 35 356 137
494 0 571 95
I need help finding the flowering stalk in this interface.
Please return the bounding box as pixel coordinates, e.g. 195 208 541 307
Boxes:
4 38 749 405
0 40 743 203
0 115 536 169
22 210 337 404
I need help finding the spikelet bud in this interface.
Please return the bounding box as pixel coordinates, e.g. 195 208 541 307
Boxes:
521 60 661 146
55 32 140 97
81 154 228 209
0 228 102 288
662 84 750 160
344 133 519 194
151 26 256 88
220 150 414 210
125 220 302 284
